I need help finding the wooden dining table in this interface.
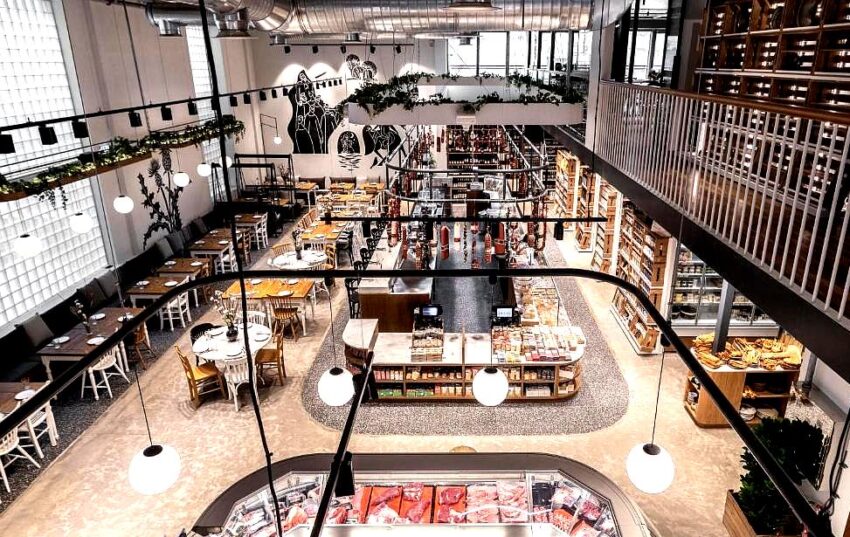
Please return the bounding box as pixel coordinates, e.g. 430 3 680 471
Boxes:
223 278 314 335
156 257 211 278
300 222 348 243
233 214 265 245
127 276 188 308
329 182 355 192
294 182 319 192
36 307 144 382
0 381 46 414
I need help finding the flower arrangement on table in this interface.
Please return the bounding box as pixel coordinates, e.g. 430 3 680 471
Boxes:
211 291 238 341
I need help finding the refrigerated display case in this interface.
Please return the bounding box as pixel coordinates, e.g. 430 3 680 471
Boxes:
194 453 655 537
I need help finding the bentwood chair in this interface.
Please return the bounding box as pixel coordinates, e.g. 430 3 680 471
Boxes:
251 214 269 250
271 243 295 258
344 278 361 319
175 346 226 409
127 325 154 370
80 347 129 401
0 428 40 493
268 297 302 341
16 395 58 459
256 323 286 386
159 280 192 331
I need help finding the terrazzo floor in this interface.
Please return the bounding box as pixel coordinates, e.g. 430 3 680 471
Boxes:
0 228 747 537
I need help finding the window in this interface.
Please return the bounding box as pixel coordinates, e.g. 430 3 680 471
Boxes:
553 33 571 71
625 31 653 81
529 32 539 68
478 32 507 76
539 32 553 71
0 0 108 326
0 0 81 177
185 26 223 198
508 31 529 73
0 180 108 325
573 31 592 71
447 36 478 76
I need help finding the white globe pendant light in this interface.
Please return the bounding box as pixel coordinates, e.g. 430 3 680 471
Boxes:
113 195 134 214
626 443 675 494
318 367 355 406
173 171 191 187
222 155 233 168
197 162 212 177
472 366 509 406
13 233 43 259
69 212 94 234
273 135 282 145
128 444 181 495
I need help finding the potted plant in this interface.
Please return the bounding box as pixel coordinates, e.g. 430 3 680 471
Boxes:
724 418 824 537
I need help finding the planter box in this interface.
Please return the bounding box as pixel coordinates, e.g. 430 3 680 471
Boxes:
348 102 583 126
723 490 798 537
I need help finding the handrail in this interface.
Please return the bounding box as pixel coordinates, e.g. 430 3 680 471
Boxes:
601 80 850 125
0 267 832 536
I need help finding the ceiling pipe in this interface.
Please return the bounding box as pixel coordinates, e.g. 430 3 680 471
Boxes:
144 0 632 38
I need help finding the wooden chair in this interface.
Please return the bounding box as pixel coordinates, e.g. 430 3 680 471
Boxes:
271 243 295 258
256 324 286 386
127 326 154 370
268 296 302 341
175 346 226 408
323 243 337 270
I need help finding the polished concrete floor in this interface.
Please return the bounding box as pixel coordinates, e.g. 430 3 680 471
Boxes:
0 234 744 537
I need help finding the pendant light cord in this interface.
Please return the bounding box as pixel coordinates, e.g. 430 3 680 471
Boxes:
329 290 338 364
650 350 665 446
133 366 154 447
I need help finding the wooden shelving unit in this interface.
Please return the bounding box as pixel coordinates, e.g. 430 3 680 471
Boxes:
590 177 622 275
695 0 850 113
573 166 597 252
446 125 509 170
611 203 675 355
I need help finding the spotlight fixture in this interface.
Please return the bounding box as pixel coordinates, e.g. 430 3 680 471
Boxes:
128 111 142 128
271 88 278 98
395 45 402 54
318 367 354 406
369 45 376 54
160 105 173 121
113 195 135 214
284 45 291 54
187 101 198 116
13 233 43 259
281 87 289 96
211 99 221 112
340 45 347 54
443 0 501 11
72 119 89 139
229 95 238 107
0 133 14 154
69 212 95 234
38 125 58 145
312 45 319 54
243 93 251 105
173 171 191 188
259 90 267 101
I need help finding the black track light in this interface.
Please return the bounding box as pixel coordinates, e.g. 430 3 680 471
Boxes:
370 45 376 54
312 45 319 54
229 95 238 107
271 88 278 98
129 111 142 128
160 105 173 121
211 99 221 112
188 100 198 115
284 45 291 54
282 87 289 96
0 133 15 154
395 45 402 54
340 45 346 54
38 125 58 145
259 90 267 101
243 93 251 104
72 119 89 139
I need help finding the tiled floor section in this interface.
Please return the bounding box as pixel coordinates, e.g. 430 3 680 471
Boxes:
0 232 745 537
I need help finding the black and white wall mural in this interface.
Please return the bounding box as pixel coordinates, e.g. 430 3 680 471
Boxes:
363 126 403 169
345 54 377 82
287 70 341 154
336 130 361 171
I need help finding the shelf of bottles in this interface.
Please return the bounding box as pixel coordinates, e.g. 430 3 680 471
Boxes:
670 244 777 328
695 0 850 113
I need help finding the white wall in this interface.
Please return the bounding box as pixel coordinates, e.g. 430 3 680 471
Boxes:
246 39 446 182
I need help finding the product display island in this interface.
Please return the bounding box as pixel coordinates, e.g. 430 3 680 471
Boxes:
194 453 655 537
344 319 585 402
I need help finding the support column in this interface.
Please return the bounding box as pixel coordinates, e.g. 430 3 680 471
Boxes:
712 281 736 354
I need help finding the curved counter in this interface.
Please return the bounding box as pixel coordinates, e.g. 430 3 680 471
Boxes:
194 452 653 537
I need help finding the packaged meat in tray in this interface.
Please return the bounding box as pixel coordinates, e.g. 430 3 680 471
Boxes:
575 495 603 524
399 484 434 524
551 482 587 511
570 522 602 537
552 508 576 533
367 486 403 521
497 480 529 523
465 483 499 524
434 485 467 523
366 502 403 525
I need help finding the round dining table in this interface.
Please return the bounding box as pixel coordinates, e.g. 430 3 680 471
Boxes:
269 250 327 270
191 323 272 411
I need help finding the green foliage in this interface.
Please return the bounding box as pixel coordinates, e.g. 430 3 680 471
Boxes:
736 418 824 535
0 115 244 205
338 72 585 117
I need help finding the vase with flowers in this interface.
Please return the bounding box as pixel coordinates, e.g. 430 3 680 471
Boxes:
211 291 238 341
70 299 92 334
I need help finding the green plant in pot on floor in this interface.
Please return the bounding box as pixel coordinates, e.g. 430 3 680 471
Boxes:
731 418 824 536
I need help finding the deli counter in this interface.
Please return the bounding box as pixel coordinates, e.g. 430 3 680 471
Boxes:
194 453 655 537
